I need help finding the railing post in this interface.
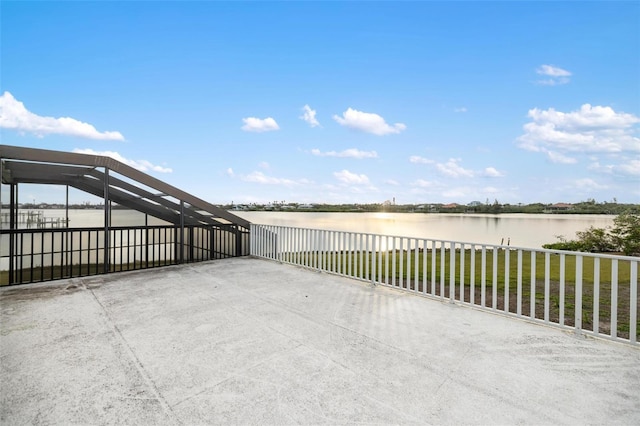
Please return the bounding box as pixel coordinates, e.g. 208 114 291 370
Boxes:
450 241 456 303
250 224 255 256
630 261 637 344
575 255 583 335
544 252 550 322
559 254 565 325
504 248 509 313
611 260 618 338
492 247 498 310
371 235 376 285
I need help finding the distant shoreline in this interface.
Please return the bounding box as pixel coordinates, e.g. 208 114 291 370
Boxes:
3 202 638 216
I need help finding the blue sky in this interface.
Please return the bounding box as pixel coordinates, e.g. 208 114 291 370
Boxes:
1 1 639 205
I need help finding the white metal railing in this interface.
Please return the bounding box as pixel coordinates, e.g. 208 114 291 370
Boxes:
250 224 639 346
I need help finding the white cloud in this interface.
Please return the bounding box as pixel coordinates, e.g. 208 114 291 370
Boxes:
311 148 377 159
442 188 469 198
483 186 500 194
412 179 435 188
300 104 320 127
242 171 299 186
385 179 400 186
482 167 505 177
258 161 270 169
590 158 640 176
546 151 577 164
454 107 468 113
614 158 640 176
518 104 640 153
409 155 434 164
536 64 572 85
72 149 172 173
573 178 608 191
0 91 125 141
333 169 370 184
241 116 279 132
537 64 571 77
226 168 234 177
436 158 474 178
333 108 406 135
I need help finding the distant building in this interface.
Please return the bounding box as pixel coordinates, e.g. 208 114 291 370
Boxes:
549 203 573 212
442 203 460 209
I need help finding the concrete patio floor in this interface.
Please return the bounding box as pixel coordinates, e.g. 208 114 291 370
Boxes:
1 257 639 425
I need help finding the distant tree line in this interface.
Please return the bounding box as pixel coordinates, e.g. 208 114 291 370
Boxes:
222 200 639 215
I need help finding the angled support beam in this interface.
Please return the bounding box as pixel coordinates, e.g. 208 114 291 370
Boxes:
0 145 250 229
104 168 110 274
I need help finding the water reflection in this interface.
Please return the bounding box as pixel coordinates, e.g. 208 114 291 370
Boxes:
13 209 616 250
237 212 616 249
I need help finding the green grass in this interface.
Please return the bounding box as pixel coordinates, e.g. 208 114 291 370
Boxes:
285 248 638 340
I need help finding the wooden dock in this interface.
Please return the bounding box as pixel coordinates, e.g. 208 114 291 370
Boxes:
0 211 69 229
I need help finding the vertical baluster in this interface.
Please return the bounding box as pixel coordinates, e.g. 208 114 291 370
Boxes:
559 254 566 326
593 257 600 336
422 239 428 294
630 261 637 344
440 242 445 300
460 243 465 303
575 255 583 334
406 238 411 290
399 237 404 289
492 247 498 310
544 252 550 323
385 236 390 285
391 237 396 287
371 235 376 284
530 251 536 319
431 240 437 297
450 241 456 302
365 234 370 280
504 248 509 313
414 239 420 293
347 232 353 277
481 246 486 307
611 260 618 338
378 235 383 284
470 245 476 305
516 249 523 316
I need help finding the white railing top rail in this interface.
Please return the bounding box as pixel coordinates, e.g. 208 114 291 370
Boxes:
251 223 640 262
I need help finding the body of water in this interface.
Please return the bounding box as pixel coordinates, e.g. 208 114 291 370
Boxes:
5 209 616 249
235 211 615 249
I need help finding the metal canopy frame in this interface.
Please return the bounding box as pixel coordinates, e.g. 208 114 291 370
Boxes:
0 144 251 229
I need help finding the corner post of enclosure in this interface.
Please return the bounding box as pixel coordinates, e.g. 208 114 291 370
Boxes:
235 226 242 257
103 167 110 274
0 157 3 227
179 201 185 263
8 183 16 284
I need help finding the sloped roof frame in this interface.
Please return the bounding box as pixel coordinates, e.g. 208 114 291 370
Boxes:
0 145 251 229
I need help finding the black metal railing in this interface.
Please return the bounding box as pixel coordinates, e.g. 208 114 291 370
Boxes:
0 224 250 286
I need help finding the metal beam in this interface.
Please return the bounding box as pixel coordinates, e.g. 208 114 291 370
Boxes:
1 157 232 227
0 145 250 228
